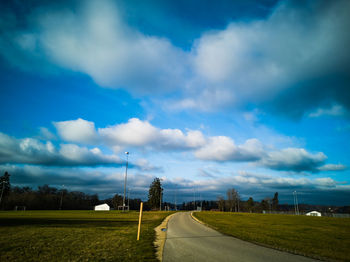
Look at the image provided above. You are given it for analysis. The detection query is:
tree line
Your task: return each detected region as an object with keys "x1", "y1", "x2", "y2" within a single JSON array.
[
  {"x1": 216, "y1": 188, "x2": 279, "y2": 212},
  {"x1": 0, "y1": 172, "x2": 280, "y2": 211},
  {"x1": 0, "y1": 172, "x2": 143, "y2": 210},
  {"x1": 0, "y1": 171, "x2": 101, "y2": 210},
  {"x1": 3, "y1": 173, "x2": 347, "y2": 213},
  {"x1": 0, "y1": 173, "x2": 165, "y2": 211}
]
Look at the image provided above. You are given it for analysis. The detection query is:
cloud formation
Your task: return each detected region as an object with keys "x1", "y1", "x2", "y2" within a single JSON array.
[
  {"x1": 0, "y1": 164, "x2": 155, "y2": 198},
  {"x1": 194, "y1": 137, "x2": 264, "y2": 162},
  {"x1": 1, "y1": 0, "x2": 349, "y2": 117},
  {"x1": 2, "y1": 164, "x2": 348, "y2": 205},
  {"x1": 55, "y1": 118, "x2": 206, "y2": 151},
  {"x1": 0, "y1": 0, "x2": 187, "y2": 94},
  {"x1": 51, "y1": 117, "x2": 344, "y2": 173},
  {"x1": 0, "y1": 132, "x2": 121, "y2": 167},
  {"x1": 318, "y1": 164, "x2": 347, "y2": 172},
  {"x1": 262, "y1": 148, "x2": 327, "y2": 172},
  {"x1": 184, "y1": 0, "x2": 350, "y2": 115},
  {"x1": 53, "y1": 118, "x2": 97, "y2": 144},
  {"x1": 158, "y1": 170, "x2": 350, "y2": 205}
]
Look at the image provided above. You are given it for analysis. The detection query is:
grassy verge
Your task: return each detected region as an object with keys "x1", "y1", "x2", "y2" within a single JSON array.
[
  {"x1": 0, "y1": 210, "x2": 173, "y2": 261},
  {"x1": 193, "y1": 212, "x2": 350, "y2": 261}
]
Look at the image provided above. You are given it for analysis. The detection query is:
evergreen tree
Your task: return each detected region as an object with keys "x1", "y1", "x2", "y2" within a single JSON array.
[
  {"x1": 0, "y1": 171, "x2": 11, "y2": 208},
  {"x1": 246, "y1": 197, "x2": 254, "y2": 212},
  {"x1": 272, "y1": 192, "x2": 279, "y2": 211},
  {"x1": 148, "y1": 178, "x2": 162, "y2": 210}
]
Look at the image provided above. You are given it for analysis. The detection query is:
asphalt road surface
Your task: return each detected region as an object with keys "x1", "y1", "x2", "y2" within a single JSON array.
[{"x1": 163, "y1": 212, "x2": 318, "y2": 262}]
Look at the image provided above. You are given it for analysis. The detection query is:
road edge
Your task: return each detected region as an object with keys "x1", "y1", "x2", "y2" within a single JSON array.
[
  {"x1": 190, "y1": 211, "x2": 208, "y2": 226},
  {"x1": 154, "y1": 213, "x2": 176, "y2": 262}
]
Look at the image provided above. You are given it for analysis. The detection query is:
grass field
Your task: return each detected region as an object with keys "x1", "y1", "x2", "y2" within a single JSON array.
[
  {"x1": 193, "y1": 212, "x2": 350, "y2": 261},
  {"x1": 0, "y1": 210, "x2": 173, "y2": 262}
]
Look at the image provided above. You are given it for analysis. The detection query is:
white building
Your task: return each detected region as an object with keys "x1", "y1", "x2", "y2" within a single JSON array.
[
  {"x1": 94, "y1": 203, "x2": 110, "y2": 211},
  {"x1": 306, "y1": 211, "x2": 322, "y2": 216}
]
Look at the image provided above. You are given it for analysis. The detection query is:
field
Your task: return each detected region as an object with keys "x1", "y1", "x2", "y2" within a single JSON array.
[
  {"x1": 0, "y1": 210, "x2": 172, "y2": 262},
  {"x1": 193, "y1": 212, "x2": 350, "y2": 261}
]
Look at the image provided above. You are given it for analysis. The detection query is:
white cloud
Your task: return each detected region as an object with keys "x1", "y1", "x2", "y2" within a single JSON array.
[
  {"x1": 318, "y1": 164, "x2": 347, "y2": 171},
  {"x1": 0, "y1": 132, "x2": 121, "y2": 167},
  {"x1": 98, "y1": 118, "x2": 206, "y2": 150},
  {"x1": 262, "y1": 148, "x2": 327, "y2": 172},
  {"x1": 54, "y1": 118, "x2": 97, "y2": 144},
  {"x1": 58, "y1": 144, "x2": 120, "y2": 166},
  {"x1": 98, "y1": 118, "x2": 158, "y2": 147},
  {"x1": 174, "y1": 0, "x2": 350, "y2": 112},
  {"x1": 52, "y1": 117, "x2": 345, "y2": 173},
  {"x1": 38, "y1": 0, "x2": 187, "y2": 94},
  {"x1": 195, "y1": 137, "x2": 264, "y2": 162},
  {"x1": 1, "y1": 0, "x2": 349, "y2": 115}
]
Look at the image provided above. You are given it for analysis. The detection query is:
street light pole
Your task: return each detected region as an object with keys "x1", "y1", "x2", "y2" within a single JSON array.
[
  {"x1": 123, "y1": 152, "x2": 129, "y2": 211},
  {"x1": 128, "y1": 188, "x2": 130, "y2": 211}
]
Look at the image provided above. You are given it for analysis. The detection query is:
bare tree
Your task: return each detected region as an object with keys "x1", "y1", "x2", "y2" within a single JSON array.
[
  {"x1": 227, "y1": 188, "x2": 240, "y2": 212},
  {"x1": 217, "y1": 196, "x2": 225, "y2": 211}
]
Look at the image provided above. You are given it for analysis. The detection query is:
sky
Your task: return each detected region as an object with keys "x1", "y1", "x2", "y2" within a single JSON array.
[{"x1": 0, "y1": 0, "x2": 349, "y2": 206}]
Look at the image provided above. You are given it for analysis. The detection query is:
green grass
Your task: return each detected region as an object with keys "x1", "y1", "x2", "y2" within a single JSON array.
[
  {"x1": 194, "y1": 212, "x2": 350, "y2": 261},
  {"x1": 0, "y1": 210, "x2": 173, "y2": 262}
]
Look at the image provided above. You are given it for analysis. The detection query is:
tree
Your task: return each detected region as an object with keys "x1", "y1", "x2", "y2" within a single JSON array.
[
  {"x1": 0, "y1": 171, "x2": 11, "y2": 208},
  {"x1": 272, "y1": 192, "x2": 279, "y2": 211},
  {"x1": 246, "y1": 197, "x2": 254, "y2": 213},
  {"x1": 217, "y1": 196, "x2": 225, "y2": 211},
  {"x1": 261, "y1": 197, "x2": 273, "y2": 212},
  {"x1": 112, "y1": 194, "x2": 123, "y2": 209},
  {"x1": 227, "y1": 188, "x2": 240, "y2": 212},
  {"x1": 148, "y1": 178, "x2": 162, "y2": 210}
]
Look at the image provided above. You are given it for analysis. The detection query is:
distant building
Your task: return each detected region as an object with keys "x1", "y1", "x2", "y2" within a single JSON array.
[
  {"x1": 306, "y1": 211, "x2": 321, "y2": 216},
  {"x1": 94, "y1": 203, "x2": 110, "y2": 211}
]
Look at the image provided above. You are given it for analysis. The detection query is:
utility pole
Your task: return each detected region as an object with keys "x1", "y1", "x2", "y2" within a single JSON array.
[
  {"x1": 295, "y1": 191, "x2": 299, "y2": 215},
  {"x1": 174, "y1": 189, "x2": 177, "y2": 211},
  {"x1": 123, "y1": 152, "x2": 129, "y2": 211},
  {"x1": 193, "y1": 188, "x2": 196, "y2": 210},
  {"x1": 293, "y1": 191, "x2": 299, "y2": 215},
  {"x1": 59, "y1": 185, "x2": 64, "y2": 210}
]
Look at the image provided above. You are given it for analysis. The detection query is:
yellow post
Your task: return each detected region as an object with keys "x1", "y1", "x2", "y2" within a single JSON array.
[{"x1": 137, "y1": 202, "x2": 143, "y2": 240}]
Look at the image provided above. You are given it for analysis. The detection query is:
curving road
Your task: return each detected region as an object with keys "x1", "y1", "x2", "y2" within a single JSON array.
[{"x1": 163, "y1": 212, "x2": 317, "y2": 262}]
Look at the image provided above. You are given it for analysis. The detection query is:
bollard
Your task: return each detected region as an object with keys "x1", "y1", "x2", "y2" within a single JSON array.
[{"x1": 137, "y1": 202, "x2": 143, "y2": 240}]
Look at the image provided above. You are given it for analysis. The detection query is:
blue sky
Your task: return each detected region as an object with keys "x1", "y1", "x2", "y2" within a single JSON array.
[{"x1": 1, "y1": 0, "x2": 349, "y2": 205}]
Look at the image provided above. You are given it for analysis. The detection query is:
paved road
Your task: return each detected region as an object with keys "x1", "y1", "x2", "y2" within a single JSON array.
[{"x1": 163, "y1": 212, "x2": 317, "y2": 262}]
